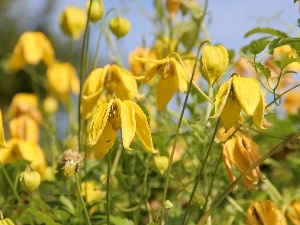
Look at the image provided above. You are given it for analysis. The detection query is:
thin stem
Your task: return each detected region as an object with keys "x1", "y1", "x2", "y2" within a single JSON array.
[
  {"x1": 197, "y1": 131, "x2": 300, "y2": 225},
  {"x1": 75, "y1": 175, "x2": 92, "y2": 225},
  {"x1": 181, "y1": 118, "x2": 220, "y2": 225},
  {"x1": 106, "y1": 150, "x2": 112, "y2": 225}
]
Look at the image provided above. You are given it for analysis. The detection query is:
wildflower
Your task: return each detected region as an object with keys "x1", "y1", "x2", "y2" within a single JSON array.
[
  {"x1": 154, "y1": 155, "x2": 169, "y2": 175},
  {"x1": 109, "y1": 16, "x2": 131, "y2": 39},
  {"x1": 166, "y1": 0, "x2": 181, "y2": 19},
  {"x1": 200, "y1": 44, "x2": 229, "y2": 86},
  {"x1": 223, "y1": 136, "x2": 264, "y2": 190},
  {"x1": 85, "y1": 0, "x2": 104, "y2": 23},
  {"x1": 9, "y1": 114, "x2": 40, "y2": 143},
  {"x1": 46, "y1": 62, "x2": 80, "y2": 102},
  {"x1": 19, "y1": 169, "x2": 41, "y2": 193},
  {"x1": 61, "y1": 149, "x2": 83, "y2": 177},
  {"x1": 247, "y1": 200, "x2": 287, "y2": 225},
  {"x1": 81, "y1": 65, "x2": 141, "y2": 119},
  {"x1": 88, "y1": 97, "x2": 157, "y2": 159},
  {"x1": 286, "y1": 201, "x2": 300, "y2": 224},
  {"x1": 59, "y1": 6, "x2": 87, "y2": 39},
  {"x1": 134, "y1": 56, "x2": 189, "y2": 111},
  {"x1": 7, "y1": 93, "x2": 42, "y2": 123},
  {"x1": 9, "y1": 31, "x2": 55, "y2": 72},
  {"x1": 283, "y1": 90, "x2": 300, "y2": 115},
  {"x1": 81, "y1": 181, "x2": 103, "y2": 215},
  {"x1": 212, "y1": 73, "x2": 265, "y2": 132},
  {"x1": 0, "y1": 138, "x2": 47, "y2": 176}
]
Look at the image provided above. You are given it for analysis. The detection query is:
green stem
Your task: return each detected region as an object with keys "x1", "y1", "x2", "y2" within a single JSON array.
[
  {"x1": 106, "y1": 150, "x2": 112, "y2": 225},
  {"x1": 181, "y1": 118, "x2": 220, "y2": 225},
  {"x1": 75, "y1": 175, "x2": 92, "y2": 225},
  {"x1": 197, "y1": 131, "x2": 300, "y2": 225}
]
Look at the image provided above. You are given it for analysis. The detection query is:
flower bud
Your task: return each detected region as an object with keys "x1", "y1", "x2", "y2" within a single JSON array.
[
  {"x1": 19, "y1": 170, "x2": 41, "y2": 192},
  {"x1": 200, "y1": 45, "x2": 229, "y2": 86},
  {"x1": 100, "y1": 174, "x2": 118, "y2": 191},
  {"x1": 154, "y1": 155, "x2": 169, "y2": 175},
  {"x1": 109, "y1": 17, "x2": 131, "y2": 39},
  {"x1": 43, "y1": 96, "x2": 59, "y2": 115},
  {"x1": 164, "y1": 200, "x2": 173, "y2": 210},
  {"x1": 59, "y1": 6, "x2": 87, "y2": 39},
  {"x1": 86, "y1": 0, "x2": 104, "y2": 23},
  {"x1": 0, "y1": 211, "x2": 14, "y2": 225},
  {"x1": 61, "y1": 150, "x2": 83, "y2": 177},
  {"x1": 166, "y1": 0, "x2": 180, "y2": 19}
]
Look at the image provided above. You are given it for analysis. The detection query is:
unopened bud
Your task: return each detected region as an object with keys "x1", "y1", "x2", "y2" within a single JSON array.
[
  {"x1": 0, "y1": 211, "x2": 15, "y2": 225},
  {"x1": 62, "y1": 150, "x2": 83, "y2": 177},
  {"x1": 19, "y1": 170, "x2": 41, "y2": 193},
  {"x1": 166, "y1": 0, "x2": 180, "y2": 19},
  {"x1": 109, "y1": 17, "x2": 131, "y2": 39},
  {"x1": 86, "y1": 0, "x2": 104, "y2": 23},
  {"x1": 154, "y1": 155, "x2": 169, "y2": 175},
  {"x1": 164, "y1": 200, "x2": 173, "y2": 210},
  {"x1": 200, "y1": 44, "x2": 229, "y2": 86}
]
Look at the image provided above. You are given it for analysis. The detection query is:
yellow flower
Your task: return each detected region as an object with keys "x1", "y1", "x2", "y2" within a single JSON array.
[
  {"x1": 87, "y1": 97, "x2": 157, "y2": 159},
  {"x1": 134, "y1": 56, "x2": 189, "y2": 111},
  {"x1": 0, "y1": 110, "x2": 8, "y2": 149},
  {"x1": 273, "y1": 45, "x2": 300, "y2": 71},
  {"x1": 212, "y1": 74, "x2": 265, "y2": 132},
  {"x1": 108, "y1": 16, "x2": 131, "y2": 39},
  {"x1": 166, "y1": 0, "x2": 181, "y2": 19},
  {"x1": 200, "y1": 44, "x2": 229, "y2": 87},
  {"x1": 0, "y1": 139, "x2": 47, "y2": 176},
  {"x1": 9, "y1": 114, "x2": 40, "y2": 143},
  {"x1": 9, "y1": 31, "x2": 55, "y2": 72},
  {"x1": 223, "y1": 136, "x2": 264, "y2": 190},
  {"x1": 247, "y1": 200, "x2": 287, "y2": 225},
  {"x1": 81, "y1": 181, "x2": 103, "y2": 215},
  {"x1": 59, "y1": 6, "x2": 87, "y2": 39},
  {"x1": 283, "y1": 90, "x2": 300, "y2": 115},
  {"x1": 46, "y1": 62, "x2": 80, "y2": 102},
  {"x1": 85, "y1": 0, "x2": 104, "y2": 23},
  {"x1": 286, "y1": 201, "x2": 300, "y2": 225},
  {"x1": 81, "y1": 65, "x2": 141, "y2": 119},
  {"x1": 7, "y1": 93, "x2": 42, "y2": 123}
]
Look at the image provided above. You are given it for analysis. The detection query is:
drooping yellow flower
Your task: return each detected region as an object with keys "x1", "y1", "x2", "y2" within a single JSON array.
[
  {"x1": 81, "y1": 181, "x2": 103, "y2": 215},
  {"x1": 108, "y1": 16, "x2": 131, "y2": 39},
  {"x1": 134, "y1": 56, "x2": 189, "y2": 111},
  {"x1": 223, "y1": 136, "x2": 264, "y2": 190},
  {"x1": 212, "y1": 73, "x2": 265, "y2": 132},
  {"x1": 247, "y1": 200, "x2": 287, "y2": 225},
  {"x1": 47, "y1": 62, "x2": 80, "y2": 102},
  {"x1": 9, "y1": 31, "x2": 55, "y2": 72},
  {"x1": 81, "y1": 65, "x2": 141, "y2": 119},
  {"x1": 286, "y1": 201, "x2": 300, "y2": 225},
  {"x1": 0, "y1": 138, "x2": 47, "y2": 176},
  {"x1": 7, "y1": 93, "x2": 42, "y2": 123},
  {"x1": 87, "y1": 97, "x2": 157, "y2": 159},
  {"x1": 85, "y1": 0, "x2": 104, "y2": 23},
  {"x1": 59, "y1": 6, "x2": 87, "y2": 39}
]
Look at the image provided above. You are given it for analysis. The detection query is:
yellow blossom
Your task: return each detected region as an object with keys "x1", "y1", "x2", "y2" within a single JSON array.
[
  {"x1": 223, "y1": 136, "x2": 264, "y2": 190},
  {"x1": 212, "y1": 73, "x2": 265, "y2": 132},
  {"x1": 81, "y1": 181, "x2": 103, "y2": 215},
  {"x1": 134, "y1": 56, "x2": 189, "y2": 111},
  {"x1": 46, "y1": 62, "x2": 80, "y2": 102},
  {"x1": 85, "y1": 0, "x2": 104, "y2": 23},
  {"x1": 247, "y1": 200, "x2": 287, "y2": 225},
  {"x1": 59, "y1": 6, "x2": 87, "y2": 39},
  {"x1": 283, "y1": 90, "x2": 300, "y2": 115},
  {"x1": 108, "y1": 16, "x2": 131, "y2": 39},
  {"x1": 9, "y1": 114, "x2": 39, "y2": 143},
  {"x1": 9, "y1": 31, "x2": 55, "y2": 72},
  {"x1": 7, "y1": 93, "x2": 42, "y2": 123},
  {"x1": 0, "y1": 138, "x2": 47, "y2": 176},
  {"x1": 286, "y1": 201, "x2": 300, "y2": 225},
  {"x1": 166, "y1": 0, "x2": 181, "y2": 19},
  {"x1": 87, "y1": 97, "x2": 157, "y2": 159},
  {"x1": 81, "y1": 65, "x2": 141, "y2": 119}
]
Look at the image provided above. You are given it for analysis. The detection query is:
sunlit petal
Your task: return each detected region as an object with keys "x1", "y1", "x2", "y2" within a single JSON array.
[
  {"x1": 174, "y1": 59, "x2": 188, "y2": 93},
  {"x1": 120, "y1": 100, "x2": 136, "y2": 150},
  {"x1": 212, "y1": 78, "x2": 232, "y2": 118},
  {"x1": 253, "y1": 89, "x2": 266, "y2": 129},
  {"x1": 0, "y1": 110, "x2": 8, "y2": 149},
  {"x1": 220, "y1": 96, "x2": 241, "y2": 132}
]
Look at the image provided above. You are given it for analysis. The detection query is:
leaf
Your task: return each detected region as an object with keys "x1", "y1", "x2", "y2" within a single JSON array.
[
  {"x1": 26, "y1": 207, "x2": 60, "y2": 225},
  {"x1": 248, "y1": 39, "x2": 271, "y2": 55},
  {"x1": 268, "y1": 37, "x2": 300, "y2": 52},
  {"x1": 244, "y1": 27, "x2": 288, "y2": 38},
  {"x1": 272, "y1": 56, "x2": 300, "y2": 70},
  {"x1": 110, "y1": 215, "x2": 135, "y2": 225},
  {"x1": 59, "y1": 195, "x2": 75, "y2": 215},
  {"x1": 249, "y1": 62, "x2": 271, "y2": 79}
]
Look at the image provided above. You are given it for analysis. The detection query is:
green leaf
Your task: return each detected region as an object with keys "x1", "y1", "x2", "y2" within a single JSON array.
[
  {"x1": 272, "y1": 56, "x2": 300, "y2": 70},
  {"x1": 248, "y1": 39, "x2": 271, "y2": 54},
  {"x1": 268, "y1": 37, "x2": 300, "y2": 52},
  {"x1": 59, "y1": 195, "x2": 75, "y2": 215},
  {"x1": 110, "y1": 215, "x2": 135, "y2": 225},
  {"x1": 26, "y1": 207, "x2": 59, "y2": 225},
  {"x1": 244, "y1": 27, "x2": 288, "y2": 38},
  {"x1": 250, "y1": 62, "x2": 271, "y2": 78}
]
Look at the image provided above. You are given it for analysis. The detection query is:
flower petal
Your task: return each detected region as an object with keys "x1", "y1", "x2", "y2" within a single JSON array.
[
  {"x1": 93, "y1": 122, "x2": 117, "y2": 159},
  {"x1": 253, "y1": 89, "x2": 266, "y2": 129},
  {"x1": 233, "y1": 76, "x2": 260, "y2": 116},
  {"x1": 131, "y1": 102, "x2": 157, "y2": 153},
  {"x1": 220, "y1": 96, "x2": 241, "y2": 132},
  {"x1": 156, "y1": 72, "x2": 179, "y2": 111},
  {"x1": 222, "y1": 137, "x2": 238, "y2": 188},
  {"x1": 135, "y1": 64, "x2": 159, "y2": 83},
  {"x1": 173, "y1": 59, "x2": 188, "y2": 93},
  {"x1": 0, "y1": 110, "x2": 8, "y2": 149},
  {"x1": 88, "y1": 98, "x2": 113, "y2": 145},
  {"x1": 211, "y1": 78, "x2": 232, "y2": 118},
  {"x1": 120, "y1": 100, "x2": 136, "y2": 150},
  {"x1": 81, "y1": 67, "x2": 107, "y2": 119}
]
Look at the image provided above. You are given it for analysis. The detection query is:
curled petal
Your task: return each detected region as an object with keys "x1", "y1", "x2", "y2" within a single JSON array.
[
  {"x1": 157, "y1": 73, "x2": 179, "y2": 111},
  {"x1": 121, "y1": 100, "x2": 136, "y2": 150},
  {"x1": 233, "y1": 76, "x2": 260, "y2": 116},
  {"x1": 93, "y1": 122, "x2": 117, "y2": 159},
  {"x1": 174, "y1": 60, "x2": 189, "y2": 93},
  {"x1": 212, "y1": 78, "x2": 232, "y2": 118},
  {"x1": 135, "y1": 64, "x2": 159, "y2": 83},
  {"x1": 131, "y1": 102, "x2": 157, "y2": 154},
  {"x1": 253, "y1": 89, "x2": 266, "y2": 129}
]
